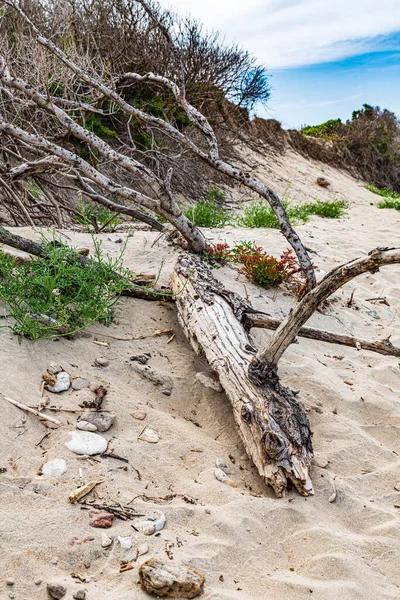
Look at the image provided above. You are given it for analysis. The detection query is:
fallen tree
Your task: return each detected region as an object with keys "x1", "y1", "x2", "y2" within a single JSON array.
[{"x1": 171, "y1": 247, "x2": 400, "y2": 496}]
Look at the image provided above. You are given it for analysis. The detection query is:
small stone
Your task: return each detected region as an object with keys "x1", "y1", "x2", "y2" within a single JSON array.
[
  {"x1": 101, "y1": 532, "x2": 113, "y2": 548},
  {"x1": 89, "y1": 511, "x2": 114, "y2": 528},
  {"x1": 196, "y1": 372, "x2": 223, "y2": 392},
  {"x1": 94, "y1": 357, "x2": 109, "y2": 367},
  {"x1": 139, "y1": 558, "x2": 205, "y2": 598},
  {"x1": 5, "y1": 579, "x2": 14, "y2": 586},
  {"x1": 215, "y1": 458, "x2": 232, "y2": 475},
  {"x1": 80, "y1": 411, "x2": 115, "y2": 432},
  {"x1": 131, "y1": 410, "x2": 147, "y2": 420},
  {"x1": 130, "y1": 354, "x2": 150, "y2": 365},
  {"x1": 214, "y1": 468, "x2": 235, "y2": 487},
  {"x1": 367, "y1": 309, "x2": 380, "y2": 320},
  {"x1": 394, "y1": 483, "x2": 400, "y2": 492},
  {"x1": 89, "y1": 382, "x2": 101, "y2": 393},
  {"x1": 313, "y1": 455, "x2": 329, "y2": 469},
  {"x1": 138, "y1": 542, "x2": 149, "y2": 557},
  {"x1": 138, "y1": 427, "x2": 159, "y2": 444},
  {"x1": 76, "y1": 421, "x2": 98, "y2": 432},
  {"x1": 133, "y1": 511, "x2": 166, "y2": 535},
  {"x1": 47, "y1": 363, "x2": 63, "y2": 375},
  {"x1": 42, "y1": 459, "x2": 67, "y2": 477},
  {"x1": 34, "y1": 579, "x2": 42, "y2": 586},
  {"x1": 50, "y1": 557, "x2": 59, "y2": 565},
  {"x1": 65, "y1": 431, "x2": 108, "y2": 456},
  {"x1": 73, "y1": 591, "x2": 86, "y2": 600},
  {"x1": 47, "y1": 371, "x2": 70, "y2": 393},
  {"x1": 118, "y1": 536, "x2": 133, "y2": 549},
  {"x1": 72, "y1": 378, "x2": 89, "y2": 391},
  {"x1": 47, "y1": 583, "x2": 66, "y2": 599},
  {"x1": 76, "y1": 247, "x2": 90, "y2": 256}
]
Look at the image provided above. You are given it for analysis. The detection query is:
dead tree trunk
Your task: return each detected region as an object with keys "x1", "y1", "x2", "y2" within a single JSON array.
[{"x1": 170, "y1": 254, "x2": 313, "y2": 497}]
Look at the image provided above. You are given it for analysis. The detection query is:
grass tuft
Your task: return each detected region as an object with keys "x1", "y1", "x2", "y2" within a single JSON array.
[
  {"x1": 74, "y1": 199, "x2": 121, "y2": 232},
  {"x1": 0, "y1": 235, "x2": 131, "y2": 340},
  {"x1": 184, "y1": 187, "x2": 229, "y2": 228},
  {"x1": 365, "y1": 184, "x2": 400, "y2": 210}
]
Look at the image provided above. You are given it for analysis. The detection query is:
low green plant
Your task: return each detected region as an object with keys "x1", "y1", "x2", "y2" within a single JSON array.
[
  {"x1": 184, "y1": 187, "x2": 229, "y2": 227},
  {"x1": 83, "y1": 116, "x2": 117, "y2": 139},
  {"x1": 0, "y1": 235, "x2": 130, "y2": 340},
  {"x1": 74, "y1": 199, "x2": 121, "y2": 232},
  {"x1": 237, "y1": 198, "x2": 348, "y2": 228},
  {"x1": 365, "y1": 184, "x2": 400, "y2": 199},
  {"x1": 377, "y1": 198, "x2": 400, "y2": 210},
  {"x1": 303, "y1": 199, "x2": 348, "y2": 218}
]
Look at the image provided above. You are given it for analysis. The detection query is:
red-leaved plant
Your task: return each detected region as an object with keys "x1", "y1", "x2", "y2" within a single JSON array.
[{"x1": 204, "y1": 241, "x2": 299, "y2": 288}]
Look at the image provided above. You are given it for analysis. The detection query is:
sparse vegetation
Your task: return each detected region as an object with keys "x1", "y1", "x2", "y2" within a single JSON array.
[
  {"x1": 184, "y1": 187, "x2": 229, "y2": 228},
  {"x1": 0, "y1": 236, "x2": 130, "y2": 340},
  {"x1": 236, "y1": 198, "x2": 348, "y2": 228},
  {"x1": 74, "y1": 200, "x2": 122, "y2": 233},
  {"x1": 365, "y1": 185, "x2": 400, "y2": 210}
]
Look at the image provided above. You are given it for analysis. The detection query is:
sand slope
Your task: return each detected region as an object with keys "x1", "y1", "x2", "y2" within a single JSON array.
[{"x1": 0, "y1": 149, "x2": 400, "y2": 599}]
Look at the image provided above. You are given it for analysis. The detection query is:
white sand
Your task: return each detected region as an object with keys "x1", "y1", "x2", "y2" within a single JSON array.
[{"x1": 0, "y1": 149, "x2": 400, "y2": 599}]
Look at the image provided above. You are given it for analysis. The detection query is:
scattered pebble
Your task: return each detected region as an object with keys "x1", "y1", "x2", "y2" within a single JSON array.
[
  {"x1": 215, "y1": 458, "x2": 232, "y2": 475},
  {"x1": 47, "y1": 363, "x2": 63, "y2": 375},
  {"x1": 101, "y1": 532, "x2": 113, "y2": 548},
  {"x1": 5, "y1": 579, "x2": 14, "y2": 586},
  {"x1": 89, "y1": 510, "x2": 114, "y2": 529},
  {"x1": 133, "y1": 511, "x2": 166, "y2": 535},
  {"x1": 42, "y1": 459, "x2": 67, "y2": 477},
  {"x1": 34, "y1": 580, "x2": 42, "y2": 586},
  {"x1": 47, "y1": 583, "x2": 67, "y2": 599},
  {"x1": 214, "y1": 468, "x2": 235, "y2": 487},
  {"x1": 196, "y1": 372, "x2": 223, "y2": 392},
  {"x1": 313, "y1": 455, "x2": 329, "y2": 469},
  {"x1": 76, "y1": 420, "x2": 97, "y2": 432},
  {"x1": 394, "y1": 483, "x2": 400, "y2": 492},
  {"x1": 367, "y1": 309, "x2": 380, "y2": 320},
  {"x1": 131, "y1": 410, "x2": 147, "y2": 421},
  {"x1": 73, "y1": 591, "x2": 86, "y2": 600},
  {"x1": 130, "y1": 354, "x2": 150, "y2": 365},
  {"x1": 137, "y1": 542, "x2": 149, "y2": 557},
  {"x1": 94, "y1": 357, "x2": 109, "y2": 368},
  {"x1": 65, "y1": 431, "x2": 108, "y2": 456},
  {"x1": 139, "y1": 558, "x2": 205, "y2": 598},
  {"x1": 80, "y1": 411, "x2": 115, "y2": 432},
  {"x1": 138, "y1": 427, "x2": 159, "y2": 444},
  {"x1": 72, "y1": 378, "x2": 89, "y2": 391},
  {"x1": 46, "y1": 371, "x2": 71, "y2": 393},
  {"x1": 118, "y1": 536, "x2": 133, "y2": 549}
]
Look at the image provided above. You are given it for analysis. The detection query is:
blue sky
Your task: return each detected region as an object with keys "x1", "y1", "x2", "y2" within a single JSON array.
[{"x1": 159, "y1": 0, "x2": 400, "y2": 128}]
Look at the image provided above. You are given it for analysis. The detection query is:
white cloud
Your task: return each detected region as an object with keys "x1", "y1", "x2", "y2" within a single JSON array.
[{"x1": 160, "y1": 0, "x2": 400, "y2": 68}]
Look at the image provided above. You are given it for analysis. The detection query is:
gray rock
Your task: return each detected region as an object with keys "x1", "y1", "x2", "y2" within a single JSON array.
[
  {"x1": 94, "y1": 357, "x2": 109, "y2": 367},
  {"x1": 196, "y1": 372, "x2": 223, "y2": 392},
  {"x1": 47, "y1": 583, "x2": 66, "y2": 599},
  {"x1": 80, "y1": 411, "x2": 115, "y2": 432},
  {"x1": 42, "y1": 459, "x2": 67, "y2": 476},
  {"x1": 73, "y1": 591, "x2": 86, "y2": 600},
  {"x1": 72, "y1": 378, "x2": 89, "y2": 391},
  {"x1": 139, "y1": 558, "x2": 205, "y2": 598},
  {"x1": 65, "y1": 431, "x2": 108, "y2": 456},
  {"x1": 5, "y1": 579, "x2": 14, "y2": 586},
  {"x1": 367, "y1": 309, "x2": 381, "y2": 320},
  {"x1": 47, "y1": 371, "x2": 70, "y2": 393},
  {"x1": 76, "y1": 420, "x2": 98, "y2": 432}
]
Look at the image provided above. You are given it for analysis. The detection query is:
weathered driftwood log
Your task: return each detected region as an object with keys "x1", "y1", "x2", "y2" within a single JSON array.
[
  {"x1": 0, "y1": 225, "x2": 172, "y2": 301},
  {"x1": 246, "y1": 314, "x2": 400, "y2": 358},
  {"x1": 170, "y1": 254, "x2": 313, "y2": 497}
]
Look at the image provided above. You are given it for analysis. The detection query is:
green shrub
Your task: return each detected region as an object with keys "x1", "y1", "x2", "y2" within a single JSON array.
[
  {"x1": 83, "y1": 116, "x2": 117, "y2": 139},
  {"x1": 377, "y1": 198, "x2": 400, "y2": 210},
  {"x1": 301, "y1": 119, "x2": 344, "y2": 139},
  {"x1": 365, "y1": 184, "x2": 400, "y2": 200},
  {"x1": 73, "y1": 199, "x2": 121, "y2": 232},
  {"x1": 0, "y1": 236, "x2": 130, "y2": 340},
  {"x1": 184, "y1": 187, "x2": 229, "y2": 227},
  {"x1": 237, "y1": 198, "x2": 348, "y2": 228}
]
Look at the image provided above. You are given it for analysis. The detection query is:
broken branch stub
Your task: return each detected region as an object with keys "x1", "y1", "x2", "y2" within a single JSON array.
[{"x1": 170, "y1": 254, "x2": 313, "y2": 497}]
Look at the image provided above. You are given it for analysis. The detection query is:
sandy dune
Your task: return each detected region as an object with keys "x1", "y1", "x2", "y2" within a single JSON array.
[{"x1": 1, "y1": 149, "x2": 399, "y2": 599}]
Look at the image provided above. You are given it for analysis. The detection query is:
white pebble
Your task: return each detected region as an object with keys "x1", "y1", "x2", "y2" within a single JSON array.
[
  {"x1": 65, "y1": 431, "x2": 107, "y2": 456},
  {"x1": 47, "y1": 371, "x2": 70, "y2": 393},
  {"x1": 42, "y1": 459, "x2": 67, "y2": 477}
]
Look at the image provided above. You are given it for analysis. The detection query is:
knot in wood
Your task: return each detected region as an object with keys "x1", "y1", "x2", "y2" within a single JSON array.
[
  {"x1": 241, "y1": 403, "x2": 253, "y2": 425},
  {"x1": 262, "y1": 431, "x2": 287, "y2": 460}
]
